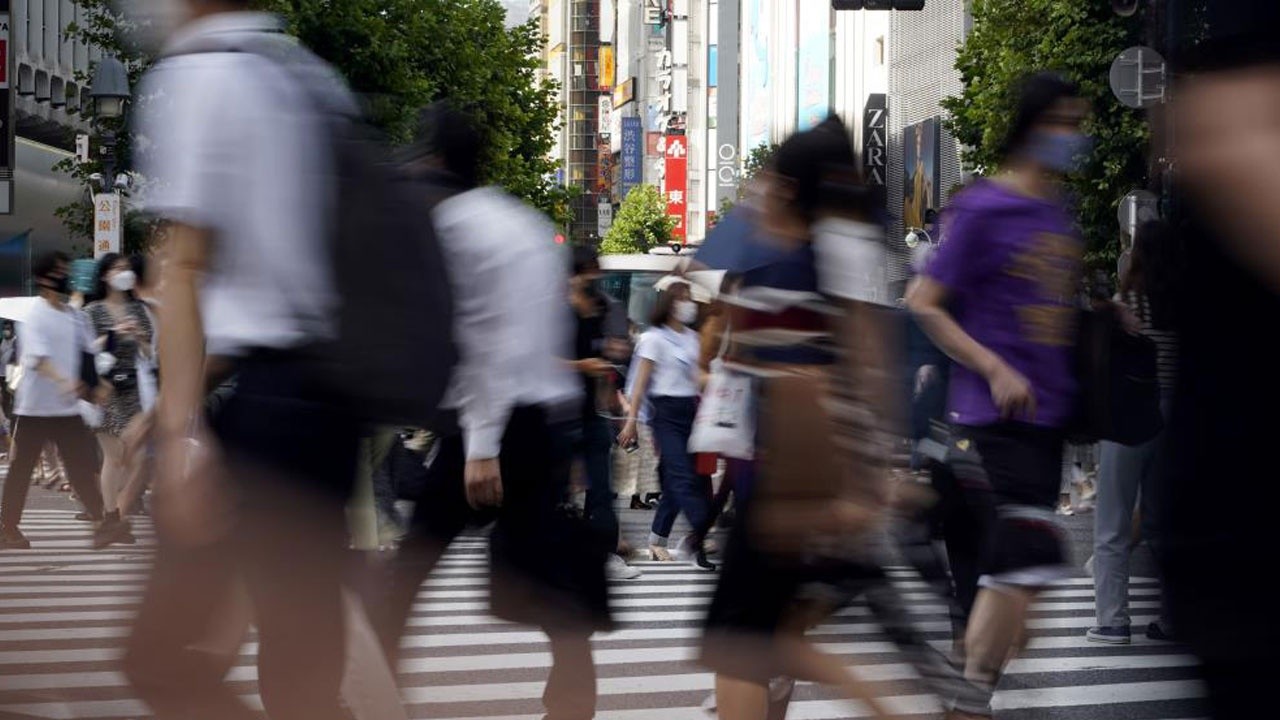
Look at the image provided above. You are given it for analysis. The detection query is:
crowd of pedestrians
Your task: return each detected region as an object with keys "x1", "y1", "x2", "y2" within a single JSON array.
[{"x1": 0, "y1": 1, "x2": 1278, "y2": 719}]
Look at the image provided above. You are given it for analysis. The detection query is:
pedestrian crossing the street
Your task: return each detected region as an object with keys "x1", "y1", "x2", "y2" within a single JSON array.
[{"x1": 0, "y1": 509, "x2": 1208, "y2": 720}]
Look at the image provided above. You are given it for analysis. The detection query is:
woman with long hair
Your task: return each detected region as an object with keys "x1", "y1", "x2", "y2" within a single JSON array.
[
  {"x1": 618, "y1": 281, "x2": 715, "y2": 570},
  {"x1": 84, "y1": 253, "x2": 154, "y2": 540},
  {"x1": 1087, "y1": 220, "x2": 1180, "y2": 644}
]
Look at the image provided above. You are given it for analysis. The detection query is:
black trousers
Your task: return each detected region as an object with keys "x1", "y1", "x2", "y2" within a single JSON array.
[
  {"x1": 123, "y1": 354, "x2": 359, "y2": 720},
  {"x1": 1, "y1": 415, "x2": 103, "y2": 530},
  {"x1": 371, "y1": 405, "x2": 609, "y2": 720}
]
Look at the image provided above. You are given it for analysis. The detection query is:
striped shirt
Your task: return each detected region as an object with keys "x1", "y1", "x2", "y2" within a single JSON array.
[{"x1": 1121, "y1": 291, "x2": 1178, "y2": 394}]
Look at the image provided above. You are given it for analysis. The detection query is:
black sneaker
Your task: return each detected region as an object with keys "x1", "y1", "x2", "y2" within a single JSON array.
[
  {"x1": 1146, "y1": 622, "x2": 1176, "y2": 642},
  {"x1": 0, "y1": 527, "x2": 31, "y2": 550},
  {"x1": 93, "y1": 518, "x2": 136, "y2": 549}
]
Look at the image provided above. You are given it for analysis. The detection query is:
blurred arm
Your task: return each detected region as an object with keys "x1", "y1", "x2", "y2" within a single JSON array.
[
  {"x1": 905, "y1": 277, "x2": 1003, "y2": 382},
  {"x1": 155, "y1": 222, "x2": 210, "y2": 435}
]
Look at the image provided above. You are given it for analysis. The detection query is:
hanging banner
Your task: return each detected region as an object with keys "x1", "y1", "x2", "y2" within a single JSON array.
[
  {"x1": 643, "y1": 0, "x2": 663, "y2": 25},
  {"x1": 598, "y1": 45, "x2": 615, "y2": 91},
  {"x1": 597, "y1": 201, "x2": 614, "y2": 235},
  {"x1": 664, "y1": 134, "x2": 688, "y2": 241},
  {"x1": 621, "y1": 117, "x2": 642, "y2": 199},
  {"x1": 93, "y1": 193, "x2": 122, "y2": 259},
  {"x1": 600, "y1": 0, "x2": 616, "y2": 43}
]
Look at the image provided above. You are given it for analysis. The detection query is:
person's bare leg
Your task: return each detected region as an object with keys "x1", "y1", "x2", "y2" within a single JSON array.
[
  {"x1": 715, "y1": 675, "x2": 769, "y2": 720},
  {"x1": 778, "y1": 637, "x2": 897, "y2": 719},
  {"x1": 964, "y1": 585, "x2": 1035, "y2": 687},
  {"x1": 98, "y1": 434, "x2": 126, "y2": 515},
  {"x1": 544, "y1": 633, "x2": 596, "y2": 720}
]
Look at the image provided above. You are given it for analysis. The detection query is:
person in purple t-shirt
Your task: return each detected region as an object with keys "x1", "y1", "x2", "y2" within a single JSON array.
[{"x1": 906, "y1": 72, "x2": 1087, "y2": 698}]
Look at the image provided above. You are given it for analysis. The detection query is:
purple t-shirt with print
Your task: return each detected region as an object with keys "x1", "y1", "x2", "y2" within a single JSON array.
[{"x1": 924, "y1": 180, "x2": 1083, "y2": 428}]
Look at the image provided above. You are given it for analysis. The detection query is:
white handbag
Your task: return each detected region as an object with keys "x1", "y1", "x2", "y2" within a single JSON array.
[{"x1": 688, "y1": 324, "x2": 755, "y2": 459}]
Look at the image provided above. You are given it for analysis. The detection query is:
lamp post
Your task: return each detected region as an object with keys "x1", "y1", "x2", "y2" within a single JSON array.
[{"x1": 87, "y1": 57, "x2": 131, "y2": 258}]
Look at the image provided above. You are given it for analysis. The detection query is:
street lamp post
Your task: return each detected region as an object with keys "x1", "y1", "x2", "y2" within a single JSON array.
[{"x1": 87, "y1": 58, "x2": 131, "y2": 259}]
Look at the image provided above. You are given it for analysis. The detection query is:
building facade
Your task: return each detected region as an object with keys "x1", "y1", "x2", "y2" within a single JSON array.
[{"x1": 3, "y1": 0, "x2": 101, "y2": 293}]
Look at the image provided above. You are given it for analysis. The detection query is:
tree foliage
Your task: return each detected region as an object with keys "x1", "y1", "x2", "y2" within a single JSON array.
[
  {"x1": 940, "y1": 0, "x2": 1149, "y2": 268},
  {"x1": 718, "y1": 141, "x2": 779, "y2": 217},
  {"x1": 56, "y1": 0, "x2": 572, "y2": 248},
  {"x1": 600, "y1": 185, "x2": 676, "y2": 255}
]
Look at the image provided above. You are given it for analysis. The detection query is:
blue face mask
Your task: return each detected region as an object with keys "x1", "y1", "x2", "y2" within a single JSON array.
[{"x1": 1028, "y1": 131, "x2": 1092, "y2": 174}]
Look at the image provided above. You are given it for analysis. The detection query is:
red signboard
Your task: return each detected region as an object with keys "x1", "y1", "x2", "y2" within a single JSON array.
[
  {"x1": 646, "y1": 132, "x2": 662, "y2": 156},
  {"x1": 664, "y1": 134, "x2": 688, "y2": 241}
]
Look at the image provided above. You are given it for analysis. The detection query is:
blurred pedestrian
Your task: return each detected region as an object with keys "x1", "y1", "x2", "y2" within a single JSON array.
[
  {"x1": 907, "y1": 72, "x2": 1088, "y2": 694},
  {"x1": 618, "y1": 281, "x2": 716, "y2": 570},
  {"x1": 369, "y1": 102, "x2": 610, "y2": 720},
  {"x1": 0, "y1": 252, "x2": 118, "y2": 550},
  {"x1": 1161, "y1": 2, "x2": 1280, "y2": 715},
  {"x1": 84, "y1": 252, "x2": 154, "y2": 541},
  {"x1": 121, "y1": 4, "x2": 364, "y2": 719},
  {"x1": 1087, "y1": 220, "x2": 1179, "y2": 645},
  {"x1": 568, "y1": 244, "x2": 640, "y2": 579}
]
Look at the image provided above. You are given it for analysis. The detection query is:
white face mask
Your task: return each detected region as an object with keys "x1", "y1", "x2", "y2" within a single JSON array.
[
  {"x1": 674, "y1": 300, "x2": 698, "y2": 326},
  {"x1": 109, "y1": 270, "x2": 138, "y2": 292},
  {"x1": 116, "y1": 0, "x2": 193, "y2": 55}
]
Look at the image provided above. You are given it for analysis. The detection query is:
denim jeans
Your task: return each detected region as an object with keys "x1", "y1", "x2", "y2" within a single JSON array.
[
  {"x1": 1093, "y1": 397, "x2": 1173, "y2": 629},
  {"x1": 648, "y1": 396, "x2": 711, "y2": 546}
]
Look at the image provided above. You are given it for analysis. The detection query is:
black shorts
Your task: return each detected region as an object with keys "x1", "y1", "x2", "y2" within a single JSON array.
[{"x1": 957, "y1": 423, "x2": 1071, "y2": 586}]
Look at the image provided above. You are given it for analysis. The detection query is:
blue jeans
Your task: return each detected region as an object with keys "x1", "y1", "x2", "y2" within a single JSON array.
[
  {"x1": 1093, "y1": 397, "x2": 1173, "y2": 629},
  {"x1": 648, "y1": 396, "x2": 711, "y2": 546}
]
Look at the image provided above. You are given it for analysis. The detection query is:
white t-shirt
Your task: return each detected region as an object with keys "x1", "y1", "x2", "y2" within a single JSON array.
[
  {"x1": 812, "y1": 218, "x2": 891, "y2": 307},
  {"x1": 635, "y1": 326, "x2": 701, "y2": 398},
  {"x1": 137, "y1": 13, "x2": 351, "y2": 357},
  {"x1": 16, "y1": 300, "x2": 93, "y2": 418}
]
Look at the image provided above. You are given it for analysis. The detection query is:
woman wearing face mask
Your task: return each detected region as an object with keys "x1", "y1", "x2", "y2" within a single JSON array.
[
  {"x1": 907, "y1": 72, "x2": 1089, "y2": 695},
  {"x1": 618, "y1": 281, "x2": 715, "y2": 570},
  {"x1": 84, "y1": 253, "x2": 154, "y2": 539}
]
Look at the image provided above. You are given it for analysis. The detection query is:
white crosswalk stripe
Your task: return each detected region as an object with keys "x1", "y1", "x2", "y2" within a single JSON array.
[{"x1": 0, "y1": 509, "x2": 1207, "y2": 719}]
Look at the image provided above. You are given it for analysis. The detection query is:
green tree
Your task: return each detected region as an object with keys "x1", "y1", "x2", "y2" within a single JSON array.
[
  {"x1": 600, "y1": 185, "x2": 676, "y2": 255},
  {"x1": 940, "y1": 0, "x2": 1148, "y2": 268},
  {"x1": 57, "y1": 0, "x2": 570, "y2": 246}
]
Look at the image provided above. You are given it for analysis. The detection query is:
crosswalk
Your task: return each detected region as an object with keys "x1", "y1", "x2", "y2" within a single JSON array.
[{"x1": 0, "y1": 509, "x2": 1208, "y2": 719}]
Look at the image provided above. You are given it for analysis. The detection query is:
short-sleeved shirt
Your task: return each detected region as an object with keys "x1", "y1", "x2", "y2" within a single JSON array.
[
  {"x1": 16, "y1": 301, "x2": 93, "y2": 417},
  {"x1": 924, "y1": 180, "x2": 1083, "y2": 428},
  {"x1": 635, "y1": 326, "x2": 701, "y2": 398},
  {"x1": 136, "y1": 12, "x2": 352, "y2": 357}
]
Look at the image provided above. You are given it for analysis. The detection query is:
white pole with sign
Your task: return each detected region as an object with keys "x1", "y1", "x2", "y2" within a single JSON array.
[{"x1": 93, "y1": 193, "x2": 122, "y2": 259}]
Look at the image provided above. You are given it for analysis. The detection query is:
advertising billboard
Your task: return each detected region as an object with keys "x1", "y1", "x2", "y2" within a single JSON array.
[
  {"x1": 902, "y1": 117, "x2": 940, "y2": 231},
  {"x1": 621, "y1": 117, "x2": 643, "y2": 199},
  {"x1": 797, "y1": 1, "x2": 831, "y2": 131},
  {"x1": 664, "y1": 135, "x2": 688, "y2": 241}
]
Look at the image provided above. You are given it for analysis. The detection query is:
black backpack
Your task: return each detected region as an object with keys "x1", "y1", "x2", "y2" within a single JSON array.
[
  {"x1": 1071, "y1": 306, "x2": 1163, "y2": 446},
  {"x1": 174, "y1": 33, "x2": 458, "y2": 426}
]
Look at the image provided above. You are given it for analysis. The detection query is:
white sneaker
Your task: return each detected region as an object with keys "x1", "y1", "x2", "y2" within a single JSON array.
[{"x1": 606, "y1": 554, "x2": 642, "y2": 580}]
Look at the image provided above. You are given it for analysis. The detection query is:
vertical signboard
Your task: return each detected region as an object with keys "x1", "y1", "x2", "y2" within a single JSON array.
[
  {"x1": 862, "y1": 93, "x2": 887, "y2": 186},
  {"x1": 93, "y1": 194, "x2": 122, "y2": 258},
  {"x1": 797, "y1": 1, "x2": 831, "y2": 131},
  {"x1": 902, "y1": 118, "x2": 940, "y2": 231},
  {"x1": 742, "y1": 0, "x2": 772, "y2": 152},
  {"x1": 597, "y1": 201, "x2": 614, "y2": 236},
  {"x1": 1, "y1": 0, "x2": 13, "y2": 215},
  {"x1": 664, "y1": 135, "x2": 688, "y2": 242},
  {"x1": 598, "y1": 45, "x2": 615, "y2": 91},
  {"x1": 643, "y1": 0, "x2": 663, "y2": 25},
  {"x1": 715, "y1": 0, "x2": 740, "y2": 209},
  {"x1": 600, "y1": 0, "x2": 616, "y2": 43},
  {"x1": 621, "y1": 117, "x2": 642, "y2": 199},
  {"x1": 598, "y1": 95, "x2": 613, "y2": 134}
]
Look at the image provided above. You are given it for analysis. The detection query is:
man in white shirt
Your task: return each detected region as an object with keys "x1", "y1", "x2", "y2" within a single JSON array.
[
  {"x1": 369, "y1": 104, "x2": 608, "y2": 720},
  {"x1": 120, "y1": 4, "x2": 360, "y2": 720},
  {"x1": 1, "y1": 252, "x2": 125, "y2": 550}
]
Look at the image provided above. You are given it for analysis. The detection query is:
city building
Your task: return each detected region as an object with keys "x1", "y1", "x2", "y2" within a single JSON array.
[{"x1": 2, "y1": 0, "x2": 98, "y2": 294}]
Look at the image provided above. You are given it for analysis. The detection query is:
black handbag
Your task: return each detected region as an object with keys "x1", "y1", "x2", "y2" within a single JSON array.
[{"x1": 1071, "y1": 307, "x2": 1163, "y2": 445}]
